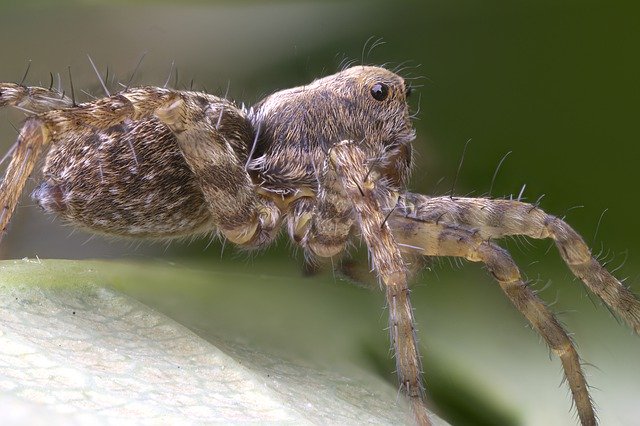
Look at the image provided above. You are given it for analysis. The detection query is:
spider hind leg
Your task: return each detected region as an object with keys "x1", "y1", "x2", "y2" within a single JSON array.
[
  {"x1": 0, "y1": 119, "x2": 50, "y2": 239},
  {"x1": 396, "y1": 194, "x2": 640, "y2": 334},
  {"x1": 389, "y1": 217, "x2": 597, "y2": 426},
  {"x1": 0, "y1": 82, "x2": 72, "y2": 113}
]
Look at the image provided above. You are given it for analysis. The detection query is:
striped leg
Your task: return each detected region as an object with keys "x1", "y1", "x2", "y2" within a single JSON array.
[
  {"x1": 0, "y1": 83, "x2": 73, "y2": 234},
  {"x1": 396, "y1": 193, "x2": 640, "y2": 334},
  {"x1": 154, "y1": 93, "x2": 281, "y2": 248},
  {"x1": 300, "y1": 160, "x2": 355, "y2": 259},
  {"x1": 0, "y1": 82, "x2": 72, "y2": 113},
  {"x1": 390, "y1": 216, "x2": 596, "y2": 426},
  {"x1": 1, "y1": 91, "x2": 138, "y2": 242},
  {"x1": 0, "y1": 119, "x2": 49, "y2": 239},
  {"x1": 328, "y1": 141, "x2": 431, "y2": 426}
]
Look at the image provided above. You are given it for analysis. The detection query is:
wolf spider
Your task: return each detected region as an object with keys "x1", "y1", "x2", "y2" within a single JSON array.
[{"x1": 0, "y1": 62, "x2": 638, "y2": 425}]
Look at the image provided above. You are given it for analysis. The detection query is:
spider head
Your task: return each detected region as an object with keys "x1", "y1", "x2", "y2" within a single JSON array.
[
  {"x1": 341, "y1": 65, "x2": 415, "y2": 140},
  {"x1": 249, "y1": 66, "x2": 416, "y2": 189},
  {"x1": 324, "y1": 65, "x2": 416, "y2": 188}
]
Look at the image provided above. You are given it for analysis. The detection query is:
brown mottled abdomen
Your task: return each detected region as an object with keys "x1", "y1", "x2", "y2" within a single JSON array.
[{"x1": 32, "y1": 118, "x2": 214, "y2": 238}]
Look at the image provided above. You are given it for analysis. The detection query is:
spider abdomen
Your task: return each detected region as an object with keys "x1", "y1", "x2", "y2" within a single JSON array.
[{"x1": 33, "y1": 117, "x2": 214, "y2": 238}]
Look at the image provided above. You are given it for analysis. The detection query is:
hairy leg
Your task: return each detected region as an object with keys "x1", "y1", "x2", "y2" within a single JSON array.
[
  {"x1": 153, "y1": 93, "x2": 283, "y2": 248},
  {"x1": 284, "y1": 138, "x2": 356, "y2": 260},
  {"x1": 288, "y1": 196, "x2": 381, "y2": 286},
  {"x1": 390, "y1": 216, "x2": 596, "y2": 426},
  {"x1": 328, "y1": 141, "x2": 431, "y2": 426},
  {"x1": 0, "y1": 82, "x2": 72, "y2": 113},
  {"x1": 0, "y1": 85, "x2": 215, "y2": 240},
  {"x1": 0, "y1": 84, "x2": 73, "y2": 234},
  {"x1": 0, "y1": 119, "x2": 49, "y2": 239},
  {"x1": 396, "y1": 193, "x2": 640, "y2": 334}
]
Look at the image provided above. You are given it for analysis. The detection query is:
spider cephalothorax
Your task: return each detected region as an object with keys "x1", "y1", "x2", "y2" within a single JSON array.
[
  {"x1": 0, "y1": 64, "x2": 638, "y2": 426},
  {"x1": 248, "y1": 65, "x2": 416, "y2": 196}
]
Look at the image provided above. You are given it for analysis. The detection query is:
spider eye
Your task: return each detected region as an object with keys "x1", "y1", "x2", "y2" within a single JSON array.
[
  {"x1": 405, "y1": 83, "x2": 412, "y2": 98},
  {"x1": 370, "y1": 82, "x2": 389, "y2": 101}
]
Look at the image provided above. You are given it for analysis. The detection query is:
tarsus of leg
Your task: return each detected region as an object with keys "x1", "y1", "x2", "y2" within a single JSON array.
[
  {"x1": 390, "y1": 216, "x2": 597, "y2": 426},
  {"x1": 396, "y1": 193, "x2": 640, "y2": 334}
]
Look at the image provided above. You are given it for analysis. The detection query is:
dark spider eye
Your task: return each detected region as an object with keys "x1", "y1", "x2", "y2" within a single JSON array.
[
  {"x1": 370, "y1": 82, "x2": 389, "y2": 101},
  {"x1": 405, "y1": 83, "x2": 412, "y2": 98}
]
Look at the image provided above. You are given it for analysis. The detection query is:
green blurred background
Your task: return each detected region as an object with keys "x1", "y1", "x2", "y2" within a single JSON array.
[{"x1": 0, "y1": 1, "x2": 638, "y2": 425}]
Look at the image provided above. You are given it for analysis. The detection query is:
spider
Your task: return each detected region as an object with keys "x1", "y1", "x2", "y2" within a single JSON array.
[{"x1": 0, "y1": 63, "x2": 638, "y2": 426}]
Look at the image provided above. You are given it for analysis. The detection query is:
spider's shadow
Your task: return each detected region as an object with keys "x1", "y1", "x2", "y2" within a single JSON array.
[{"x1": 361, "y1": 342, "x2": 520, "y2": 426}]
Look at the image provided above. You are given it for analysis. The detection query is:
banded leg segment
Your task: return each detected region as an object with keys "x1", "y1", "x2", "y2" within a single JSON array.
[
  {"x1": 390, "y1": 216, "x2": 596, "y2": 426},
  {"x1": 298, "y1": 158, "x2": 355, "y2": 258},
  {"x1": 0, "y1": 119, "x2": 49, "y2": 239},
  {"x1": 0, "y1": 84, "x2": 72, "y2": 230},
  {"x1": 155, "y1": 94, "x2": 281, "y2": 248},
  {"x1": 397, "y1": 193, "x2": 640, "y2": 334},
  {"x1": 1, "y1": 90, "x2": 158, "y2": 240},
  {"x1": 0, "y1": 83, "x2": 73, "y2": 113},
  {"x1": 329, "y1": 141, "x2": 431, "y2": 426}
]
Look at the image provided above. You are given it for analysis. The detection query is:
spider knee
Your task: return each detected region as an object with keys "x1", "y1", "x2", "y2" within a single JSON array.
[
  {"x1": 0, "y1": 83, "x2": 26, "y2": 108},
  {"x1": 477, "y1": 243, "x2": 521, "y2": 283},
  {"x1": 155, "y1": 95, "x2": 186, "y2": 133},
  {"x1": 221, "y1": 199, "x2": 281, "y2": 249},
  {"x1": 297, "y1": 220, "x2": 349, "y2": 258},
  {"x1": 545, "y1": 217, "x2": 591, "y2": 265}
]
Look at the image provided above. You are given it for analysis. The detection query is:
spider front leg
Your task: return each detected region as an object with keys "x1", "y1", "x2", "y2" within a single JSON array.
[
  {"x1": 389, "y1": 216, "x2": 596, "y2": 426},
  {"x1": 396, "y1": 193, "x2": 640, "y2": 334},
  {"x1": 325, "y1": 141, "x2": 431, "y2": 426}
]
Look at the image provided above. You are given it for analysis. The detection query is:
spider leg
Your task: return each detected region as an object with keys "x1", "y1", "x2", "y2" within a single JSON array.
[
  {"x1": 0, "y1": 82, "x2": 73, "y2": 113},
  {"x1": 0, "y1": 91, "x2": 144, "y2": 241},
  {"x1": 287, "y1": 197, "x2": 316, "y2": 246},
  {"x1": 0, "y1": 83, "x2": 73, "y2": 206},
  {"x1": 288, "y1": 196, "x2": 385, "y2": 286},
  {"x1": 155, "y1": 94, "x2": 281, "y2": 248},
  {"x1": 294, "y1": 159, "x2": 356, "y2": 259},
  {"x1": 0, "y1": 119, "x2": 49, "y2": 240},
  {"x1": 326, "y1": 141, "x2": 431, "y2": 426},
  {"x1": 396, "y1": 193, "x2": 640, "y2": 334},
  {"x1": 0, "y1": 88, "x2": 174, "y2": 241},
  {"x1": 389, "y1": 216, "x2": 596, "y2": 426},
  {"x1": 303, "y1": 171, "x2": 355, "y2": 258},
  {"x1": 289, "y1": 194, "x2": 413, "y2": 289}
]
